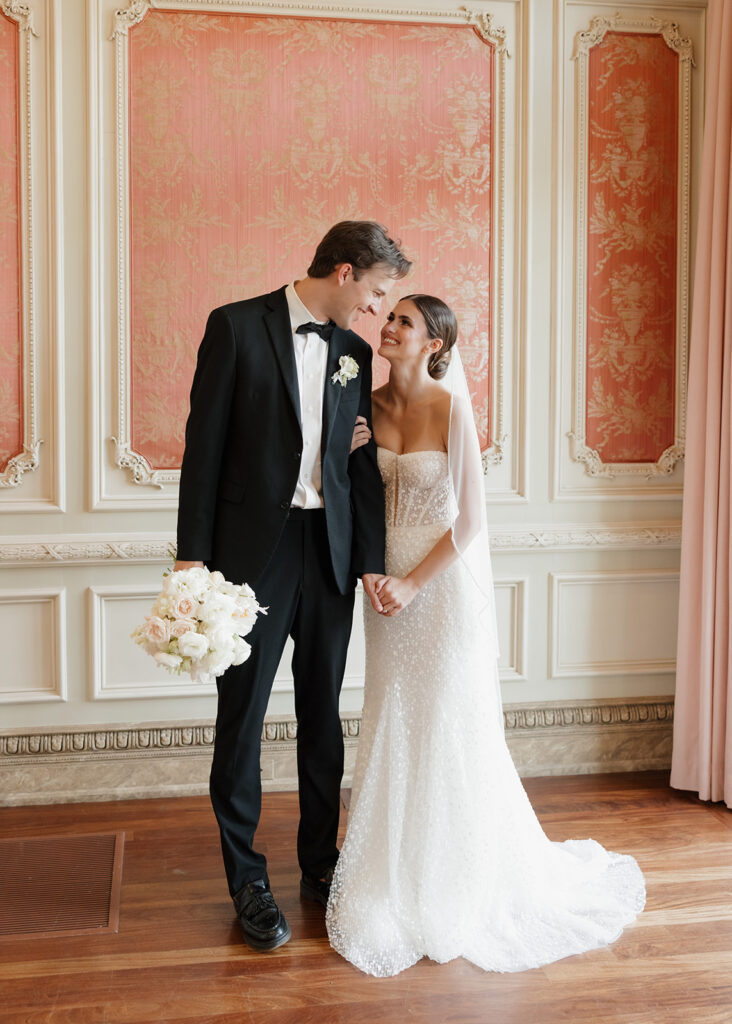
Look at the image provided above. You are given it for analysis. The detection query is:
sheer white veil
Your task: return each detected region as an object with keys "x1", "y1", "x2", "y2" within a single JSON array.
[{"x1": 442, "y1": 347, "x2": 503, "y2": 722}]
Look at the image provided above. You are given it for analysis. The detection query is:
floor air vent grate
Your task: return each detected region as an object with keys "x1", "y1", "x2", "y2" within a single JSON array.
[{"x1": 0, "y1": 832, "x2": 125, "y2": 939}]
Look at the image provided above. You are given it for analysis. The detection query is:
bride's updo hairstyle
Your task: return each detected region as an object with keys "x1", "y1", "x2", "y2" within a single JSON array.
[{"x1": 403, "y1": 294, "x2": 458, "y2": 380}]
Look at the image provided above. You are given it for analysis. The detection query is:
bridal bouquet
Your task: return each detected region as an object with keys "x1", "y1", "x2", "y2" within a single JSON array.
[{"x1": 132, "y1": 566, "x2": 266, "y2": 685}]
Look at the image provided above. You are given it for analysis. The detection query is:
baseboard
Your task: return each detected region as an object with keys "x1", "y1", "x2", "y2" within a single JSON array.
[{"x1": 0, "y1": 697, "x2": 673, "y2": 806}]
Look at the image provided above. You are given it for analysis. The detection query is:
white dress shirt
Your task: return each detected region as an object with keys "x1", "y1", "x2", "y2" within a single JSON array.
[{"x1": 285, "y1": 282, "x2": 328, "y2": 509}]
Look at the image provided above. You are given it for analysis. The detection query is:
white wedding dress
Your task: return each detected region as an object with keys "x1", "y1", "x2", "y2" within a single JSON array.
[{"x1": 326, "y1": 447, "x2": 646, "y2": 977}]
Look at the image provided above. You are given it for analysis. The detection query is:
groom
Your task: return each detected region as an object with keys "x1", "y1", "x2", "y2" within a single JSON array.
[{"x1": 175, "y1": 221, "x2": 412, "y2": 950}]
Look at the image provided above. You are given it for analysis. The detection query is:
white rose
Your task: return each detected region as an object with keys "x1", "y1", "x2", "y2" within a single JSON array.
[
  {"x1": 209, "y1": 570, "x2": 225, "y2": 586},
  {"x1": 177, "y1": 631, "x2": 209, "y2": 660},
  {"x1": 167, "y1": 566, "x2": 210, "y2": 601},
  {"x1": 200, "y1": 594, "x2": 235, "y2": 628},
  {"x1": 182, "y1": 566, "x2": 212, "y2": 599},
  {"x1": 154, "y1": 651, "x2": 182, "y2": 669}
]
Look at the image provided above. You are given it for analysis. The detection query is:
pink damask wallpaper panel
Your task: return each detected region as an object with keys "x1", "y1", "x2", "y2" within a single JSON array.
[
  {"x1": 128, "y1": 11, "x2": 494, "y2": 470},
  {"x1": 585, "y1": 31, "x2": 678, "y2": 464},
  {"x1": 0, "y1": 12, "x2": 22, "y2": 474}
]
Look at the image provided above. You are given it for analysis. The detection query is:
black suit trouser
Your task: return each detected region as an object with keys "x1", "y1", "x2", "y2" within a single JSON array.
[{"x1": 209, "y1": 508, "x2": 355, "y2": 896}]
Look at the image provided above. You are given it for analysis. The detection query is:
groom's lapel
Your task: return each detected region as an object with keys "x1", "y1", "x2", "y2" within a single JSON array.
[
  {"x1": 321, "y1": 328, "x2": 348, "y2": 458},
  {"x1": 264, "y1": 288, "x2": 301, "y2": 429}
]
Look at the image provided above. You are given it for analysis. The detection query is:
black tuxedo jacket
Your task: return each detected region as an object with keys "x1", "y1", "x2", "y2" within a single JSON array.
[{"x1": 176, "y1": 286, "x2": 386, "y2": 594}]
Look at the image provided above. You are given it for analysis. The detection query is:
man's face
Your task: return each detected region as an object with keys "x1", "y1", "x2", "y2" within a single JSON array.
[{"x1": 329, "y1": 265, "x2": 397, "y2": 330}]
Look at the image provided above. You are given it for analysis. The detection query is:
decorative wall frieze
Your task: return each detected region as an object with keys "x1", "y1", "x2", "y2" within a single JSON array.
[
  {"x1": 0, "y1": 699, "x2": 674, "y2": 803},
  {"x1": 0, "y1": 715, "x2": 362, "y2": 759},
  {"x1": 0, "y1": 522, "x2": 681, "y2": 567},
  {"x1": 489, "y1": 523, "x2": 681, "y2": 552},
  {"x1": 0, "y1": 699, "x2": 673, "y2": 760},
  {"x1": 502, "y1": 698, "x2": 673, "y2": 731},
  {"x1": 0, "y1": 535, "x2": 175, "y2": 566}
]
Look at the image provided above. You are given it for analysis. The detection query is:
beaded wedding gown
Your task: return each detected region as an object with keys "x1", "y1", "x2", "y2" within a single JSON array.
[{"x1": 326, "y1": 447, "x2": 646, "y2": 977}]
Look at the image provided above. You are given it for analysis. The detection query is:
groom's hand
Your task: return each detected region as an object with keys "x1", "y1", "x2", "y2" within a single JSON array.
[
  {"x1": 174, "y1": 560, "x2": 204, "y2": 572},
  {"x1": 362, "y1": 573, "x2": 386, "y2": 613}
]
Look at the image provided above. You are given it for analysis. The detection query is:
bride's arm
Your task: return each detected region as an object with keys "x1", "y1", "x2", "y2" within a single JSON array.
[{"x1": 378, "y1": 530, "x2": 458, "y2": 616}]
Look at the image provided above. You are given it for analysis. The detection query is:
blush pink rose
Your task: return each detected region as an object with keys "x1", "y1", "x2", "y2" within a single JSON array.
[
  {"x1": 170, "y1": 618, "x2": 197, "y2": 639},
  {"x1": 171, "y1": 594, "x2": 197, "y2": 619},
  {"x1": 144, "y1": 616, "x2": 170, "y2": 645}
]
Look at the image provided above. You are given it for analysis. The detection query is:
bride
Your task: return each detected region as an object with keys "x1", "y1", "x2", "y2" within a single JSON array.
[{"x1": 326, "y1": 294, "x2": 646, "y2": 977}]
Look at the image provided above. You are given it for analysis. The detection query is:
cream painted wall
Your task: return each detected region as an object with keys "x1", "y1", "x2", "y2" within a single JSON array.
[{"x1": 0, "y1": 0, "x2": 706, "y2": 756}]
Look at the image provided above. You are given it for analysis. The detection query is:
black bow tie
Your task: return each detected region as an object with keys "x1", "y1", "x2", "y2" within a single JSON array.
[{"x1": 296, "y1": 320, "x2": 335, "y2": 342}]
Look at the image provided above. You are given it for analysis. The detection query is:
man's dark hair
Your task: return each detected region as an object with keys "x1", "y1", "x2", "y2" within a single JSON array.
[{"x1": 308, "y1": 221, "x2": 412, "y2": 280}]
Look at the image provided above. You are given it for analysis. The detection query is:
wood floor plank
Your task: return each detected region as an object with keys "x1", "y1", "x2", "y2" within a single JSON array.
[{"x1": 1, "y1": 773, "x2": 731, "y2": 1023}]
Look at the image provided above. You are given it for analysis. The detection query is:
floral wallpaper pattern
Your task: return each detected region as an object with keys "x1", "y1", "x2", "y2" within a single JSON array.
[
  {"x1": 128, "y1": 11, "x2": 495, "y2": 469},
  {"x1": 585, "y1": 31, "x2": 678, "y2": 464},
  {"x1": 0, "y1": 12, "x2": 22, "y2": 474}
]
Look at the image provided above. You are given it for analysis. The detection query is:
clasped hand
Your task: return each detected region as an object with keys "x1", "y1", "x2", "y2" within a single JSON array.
[{"x1": 362, "y1": 573, "x2": 419, "y2": 616}]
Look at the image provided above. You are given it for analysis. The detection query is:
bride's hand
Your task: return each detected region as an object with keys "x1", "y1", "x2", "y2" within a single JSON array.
[
  {"x1": 350, "y1": 415, "x2": 371, "y2": 453},
  {"x1": 378, "y1": 575, "x2": 420, "y2": 616}
]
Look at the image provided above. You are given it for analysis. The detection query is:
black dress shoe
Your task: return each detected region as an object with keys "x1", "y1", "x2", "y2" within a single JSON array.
[
  {"x1": 300, "y1": 866, "x2": 335, "y2": 908},
  {"x1": 233, "y1": 880, "x2": 291, "y2": 951}
]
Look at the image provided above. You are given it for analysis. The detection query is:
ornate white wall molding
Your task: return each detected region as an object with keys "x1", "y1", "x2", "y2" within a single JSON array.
[
  {"x1": 550, "y1": 570, "x2": 680, "y2": 679},
  {"x1": 0, "y1": 522, "x2": 681, "y2": 566},
  {"x1": 467, "y1": 9, "x2": 510, "y2": 472},
  {"x1": 569, "y1": 13, "x2": 693, "y2": 480},
  {"x1": 0, "y1": 698, "x2": 674, "y2": 804},
  {"x1": 489, "y1": 522, "x2": 681, "y2": 552},
  {"x1": 0, "y1": 534, "x2": 174, "y2": 566},
  {"x1": 0, "y1": 0, "x2": 63, "y2": 509},
  {"x1": 95, "y1": 0, "x2": 514, "y2": 501},
  {"x1": 0, "y1": 587, "x2": 67, "y2": 704},
  {"x1": 0, "y1": 1, "x2": 40, "y2": 490}
]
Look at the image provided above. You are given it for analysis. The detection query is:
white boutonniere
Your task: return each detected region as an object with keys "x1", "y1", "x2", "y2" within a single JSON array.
[{"x1": 331, "y1": 355, "x2": 359, "y2": 388}]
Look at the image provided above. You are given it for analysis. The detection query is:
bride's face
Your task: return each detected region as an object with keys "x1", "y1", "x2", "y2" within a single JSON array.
[{"x1": 379, "y1": 299, "x2": 437, "y2": 367}]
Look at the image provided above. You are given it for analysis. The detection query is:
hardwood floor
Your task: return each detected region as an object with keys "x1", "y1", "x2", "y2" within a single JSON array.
[{"x1": 1, "y1": 772, "x2": 731, "y2": 1023}]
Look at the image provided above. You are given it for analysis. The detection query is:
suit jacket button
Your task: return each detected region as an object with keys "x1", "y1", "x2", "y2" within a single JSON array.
[
  {"x1": 280, "y1": 500, "x2": 290, "y2": 510},
  {"x1": 294, "y1": 451, "x2": 302, "y2": 460}
]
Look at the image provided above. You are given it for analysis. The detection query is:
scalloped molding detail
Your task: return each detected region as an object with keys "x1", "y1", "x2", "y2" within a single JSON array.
[
  {"x1": 0, "y1": 699, "x2": 674, "y2": 759},
  {"x1": 569, "y1": 14, "x2": 693, "y2": 479},
  {"x1": 0, "y1": 522, "x2": 681, "y2": 565},
  {"x1": 108, "y1": 0, "x2": 510, "y2": 485},
  {"x1": 0, "y1": 1, "x2": 42, "y2": 488}
]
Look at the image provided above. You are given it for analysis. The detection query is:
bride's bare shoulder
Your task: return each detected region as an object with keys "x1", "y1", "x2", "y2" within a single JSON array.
[
  {"x1": 428, "y1": 385, "x2": 451, "y2": 419},
  {"x1": 371, "y1": 385, "x2": 390, "y2": 408}
]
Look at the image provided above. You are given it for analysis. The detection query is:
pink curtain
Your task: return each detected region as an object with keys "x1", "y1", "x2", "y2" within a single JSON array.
[{"x1": 671, "y1": 0, "x2": 732, "y2": 805}]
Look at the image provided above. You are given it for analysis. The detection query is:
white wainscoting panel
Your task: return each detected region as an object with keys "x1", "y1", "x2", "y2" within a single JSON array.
[
  {"x1": 90, "y1": 585, "x2": 216, "y2": 700},
  {"x1": 0, "y1": 588, "x2": 66, "y2": 702},
  {"x1": 495, "y1": 577, "x2": 527, "y2": 680},
  {"x1": 549, "y1": 570, "x2": 679, "y2": 678},
  {"x1": 90, "y1": 584, "x2": 366, "y2": 701}
]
